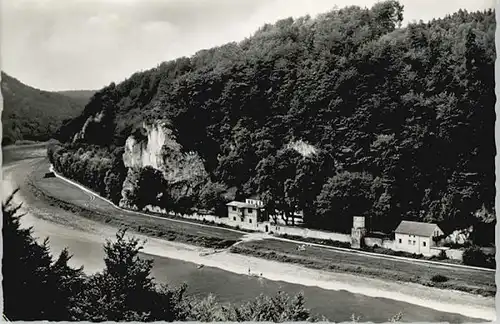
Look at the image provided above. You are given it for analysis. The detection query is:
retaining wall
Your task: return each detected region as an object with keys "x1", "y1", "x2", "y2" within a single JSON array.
[
  {"x1": 144, "y1": 205, "x2": 464, "y2": 260},
  {"x1": 263, "y1": 223, "x2": 351, "y2": 242},
  {"x1": 364, "y1": 237, "x2": 395, "y2": 250}
]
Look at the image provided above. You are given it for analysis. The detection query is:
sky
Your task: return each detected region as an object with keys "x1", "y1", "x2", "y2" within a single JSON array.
[{"x1": 0, "y1": 0, "x2": 495, "y2": 91}]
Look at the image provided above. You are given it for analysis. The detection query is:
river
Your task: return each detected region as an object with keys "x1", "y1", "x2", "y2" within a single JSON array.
[{"x1": 1, "y1": 144, "x2": 492, "y2": 322}]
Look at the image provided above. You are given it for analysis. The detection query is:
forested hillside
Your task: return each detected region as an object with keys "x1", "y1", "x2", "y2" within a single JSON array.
[
  {"x1": 56, "y1": 90, "x2": 96, "y2": 107},
  {"x1": 1, "y1": 72, "x2": 91, "y2": 145},
  {"x1": 49, "y1": 1, "x2": 496, "y2": 245}
]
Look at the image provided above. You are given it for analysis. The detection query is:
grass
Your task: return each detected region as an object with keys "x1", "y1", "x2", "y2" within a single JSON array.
[
  {"x1": 230, "y1": 239, "x2": 496, "y2": 297},
  {"x1": 26, "y1": 160, "x2": 243, "y2": 249},
  {"x1": 277, "y1": 233, "x2": 463, "y2": 266},
  {"x1": 276, "y1": 233, "x2": 351, "y2": 248}
]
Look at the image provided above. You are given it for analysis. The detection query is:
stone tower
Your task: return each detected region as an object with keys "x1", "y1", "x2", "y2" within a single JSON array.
[{"x1": 351, "y1": 216, "x2": 367, "y2": 249}]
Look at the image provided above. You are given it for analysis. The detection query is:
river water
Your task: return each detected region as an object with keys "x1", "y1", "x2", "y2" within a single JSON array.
[
  {"x1": 26, "y1": 219, "x2": 482, "y2": 323},
  {"x1": 1, "y1": 145, "x2": 490, "y2": 322}
]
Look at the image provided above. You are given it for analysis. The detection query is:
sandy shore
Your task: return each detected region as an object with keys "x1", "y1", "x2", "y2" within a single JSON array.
[{"x1": 1, "y1": 161, "x2": 496, "y2": 321}]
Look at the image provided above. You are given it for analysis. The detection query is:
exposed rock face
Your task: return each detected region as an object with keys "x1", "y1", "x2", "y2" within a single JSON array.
[
  {"x1": 286, "y1": 140, "x2": 317, "y2": 157},
  {"x1": 119, "y1": 121, "x2": 208, "y2": 208},
  {"x1": 73, "y1": 111, "x2": 104, "y2": 142},
  {"x1": 123, "y1": 122, "x2": 180, "y2": 170}
]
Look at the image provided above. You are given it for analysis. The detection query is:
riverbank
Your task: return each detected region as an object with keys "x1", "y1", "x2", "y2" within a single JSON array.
[
  {"x1": 230, "y1": 240, "x2": 495, "y2": 297},
  {"x1": 37, "y1": 159, "x2": 496, "y2": 297},
  {"x1": 26, "y1": 159, "x2": 244, "y2": 250},
  {"x1": 0, "y1": 180, "x2": 488, "y2": 323},
  {"x1": 2, "y1": 154, "x2": 496, "y2": 321}
]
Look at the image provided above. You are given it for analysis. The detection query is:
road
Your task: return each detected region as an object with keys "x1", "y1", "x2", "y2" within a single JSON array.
[
  {"x1": 1, "y1": 148, "x2": 496, "y2": 321},
  {"x1": 46, "y1": 157, "x2": 495, "y2": 277}
]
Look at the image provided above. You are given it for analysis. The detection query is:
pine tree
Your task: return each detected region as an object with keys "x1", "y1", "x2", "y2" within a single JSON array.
[{"x1": 2, "y1": 189, "x2": 84, "y2": 321}]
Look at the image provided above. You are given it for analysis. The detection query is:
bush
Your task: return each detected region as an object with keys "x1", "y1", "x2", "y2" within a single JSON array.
[
  {"x1": 438, "y1": 249, "x2": 448, "y2": 260},
  {"x1": 430, "y1": 274, "x2": 449, "y2": 283},
  {"x1": 462, "y1": 246, "x2": 495, "y2": 269}
]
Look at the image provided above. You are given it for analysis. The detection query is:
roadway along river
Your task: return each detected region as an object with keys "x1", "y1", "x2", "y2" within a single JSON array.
[{"x1": 1, "y1": 144, "x2": 493, "y2": 322}]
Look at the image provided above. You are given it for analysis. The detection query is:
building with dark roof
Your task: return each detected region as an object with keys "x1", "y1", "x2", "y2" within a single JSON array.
[{"x1": 394, "y1": 220, "x2": 444, "y2": 256}]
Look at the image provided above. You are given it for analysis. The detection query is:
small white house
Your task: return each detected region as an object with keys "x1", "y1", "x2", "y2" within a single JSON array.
[
  {"x1": 226, "y1": 201, "x2": 264, "y2": 230},
  {"x1": 394, "y1": 220, "x2": 444, "y2": 256}
]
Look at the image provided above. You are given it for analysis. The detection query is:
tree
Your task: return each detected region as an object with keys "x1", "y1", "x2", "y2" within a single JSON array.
[
  {"x1": 462, "y1": 246, "x2": 494, "y2": 269},
  {"x1": 122, "y1": 166, "x2": 167, "y2": 210},
  {"x1": 186, "y1": 291, "x2": 315, "y2": 322},
  {"x1": 198, "y1": 180, "x2": 228, "y2": 215},
  {"x1": 72, "y1": 228, "x2": 188, "y2": 321},
  {"x1": 256, "y1": 149, "x2": 305, "y2": 226},
  {"x1": 314, "y1": 172, "x2": 375, "y2": 232},
  {"x1": 2, "y1": 190, "x2": 85, "y2": 321},
  {"x1": 104, "y1": 147, "x2": 128, "y2": 204}
]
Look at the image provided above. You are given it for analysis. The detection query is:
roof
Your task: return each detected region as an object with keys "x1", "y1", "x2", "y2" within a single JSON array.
[
  {"x1": 226, "y1": 201, "x2": 262, "y2": 209},
  {"x1": 395, "y1": 221, "x2": 440, "y2": 237},
  {"x1": 247, "y1": 194, "x2": 262, "y2": 200}
]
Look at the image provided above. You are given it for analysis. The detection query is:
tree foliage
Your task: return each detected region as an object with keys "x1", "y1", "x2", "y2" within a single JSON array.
[
  {"x1": 2, "y1": 189, "x2": 85, "y2": 321},
  {"x1": 49, "y1": 2, "x2": 495, "y2": 243},
  {"x1": 1, "y1": 72, "x2": 91, "y2": 145}
]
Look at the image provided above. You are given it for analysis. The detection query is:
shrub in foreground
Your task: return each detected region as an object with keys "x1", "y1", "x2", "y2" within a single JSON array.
[
  {"x1": 462, "y1": 246, "x2": 495, "y2": 269},
  {"x1": 3, "y1": 190, "x2": 329, "y2": 322},
  {"x1": 430, "y1": 274, "x2": 449, "y2": 283}
]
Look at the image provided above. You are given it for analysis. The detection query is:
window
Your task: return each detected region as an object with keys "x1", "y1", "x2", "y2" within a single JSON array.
[
  {"x1": 398, "y1": 239, "x2": 402, "y2": 244},
  {"x1": 408, "y1": 240, "x2": 411, "y2": 245},
  {"x1": 248, "y1": 208, "x2": 253, "y2": 213},
  {"x1": 413, "y1": 240, "x2": 416, "y2": 245},
  {"x1": 249, "y1": 219, "x2": 252, "y2": 224},
  {"x1": 423, "y1": 241, "x2": 426, "y2": 247},
  {"x1": 232, "y1": 206, "x2": 237, "y2": 211},
  {"x1": 233, "y1": 217, "x2": 236, "y2": 221}
]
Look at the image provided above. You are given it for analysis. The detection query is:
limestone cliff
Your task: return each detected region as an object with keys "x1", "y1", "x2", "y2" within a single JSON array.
[{"x1": 119, "y1": 121, "x2": 208, "y2": 209}]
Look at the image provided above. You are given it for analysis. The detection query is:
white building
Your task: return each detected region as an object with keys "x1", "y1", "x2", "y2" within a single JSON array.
[
  {"x1": 226, "y1": 200, "x2": 264, "y2": 230},
  {"x1": 226, "y1": 193, "x2": 307, "y2": 230},
  {"x1": 245, "y1": 195, "x2": 264, "y2": 207},
  {"x1": 394, "y1": 220, "x2": 444, "y2": 256}
]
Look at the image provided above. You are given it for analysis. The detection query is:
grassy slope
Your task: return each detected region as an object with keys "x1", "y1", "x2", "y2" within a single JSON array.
[
  {"x1": 1, "y1": 72, "x2": 93, "y2": 144},
  {"x1": 27, "y1": 158, "x2": 242, "y2": 249}
]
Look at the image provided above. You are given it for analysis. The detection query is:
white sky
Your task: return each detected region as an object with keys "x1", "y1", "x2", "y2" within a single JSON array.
[{"x1": 0, "y1": 0, "x2": 495, "y2": 91}]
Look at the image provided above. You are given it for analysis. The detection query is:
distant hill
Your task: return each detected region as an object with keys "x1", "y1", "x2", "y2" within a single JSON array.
[
  {"x1": 56, "y1": 90, "x2": 96, "y2": 106},
  {"x1": 1, "y1": 72, "x2": 93, "y2": 145}
]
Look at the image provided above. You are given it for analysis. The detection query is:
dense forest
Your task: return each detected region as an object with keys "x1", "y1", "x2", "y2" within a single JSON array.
[
  {"x1": 49, "y1": 1, "x2": 496, "y2": 245},
  {"x1": 1, "y1": 72, "x2": 93, "y2": 145}
]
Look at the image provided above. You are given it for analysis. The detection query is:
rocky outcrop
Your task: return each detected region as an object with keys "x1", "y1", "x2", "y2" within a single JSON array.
[
  {"x1": 286, "y1": 140, "x2": 317, "y2": 157},
  {"x1": 123, "y1": 122, "x2": 180, "y2": 170},
  {"x1": 119, "y1": 121, "x2": 208, "y2": 208}
]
